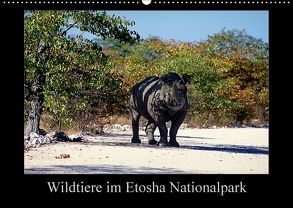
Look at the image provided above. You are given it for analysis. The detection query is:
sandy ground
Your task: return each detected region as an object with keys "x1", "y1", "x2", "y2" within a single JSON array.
[{"x1": 24, "y1": 128, "x2": 269, "y2": 174}]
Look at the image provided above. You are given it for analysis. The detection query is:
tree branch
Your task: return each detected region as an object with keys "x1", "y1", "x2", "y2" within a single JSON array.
[{"x1": 61, "y1": 22, "x2": 78, "y2": 37}]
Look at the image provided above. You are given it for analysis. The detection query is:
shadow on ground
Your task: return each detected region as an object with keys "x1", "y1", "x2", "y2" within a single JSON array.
[
  {"x1": 24, "y1": 164, "x2": 207, "y2": 174},
  {"x1": 100, "y1": 133, "x2": 214, "y2": 140},
  {"x1": 86, "y1": 132, "x2": 269, "y2": 155},
  {"x1": 180, "y1": 144, "x2": 268, "y2": 154}
]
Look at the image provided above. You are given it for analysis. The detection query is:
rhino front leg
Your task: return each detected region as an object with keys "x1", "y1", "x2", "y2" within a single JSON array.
[
  {"x1": 157, "y1": 121, "x2": 168, "y2": 147},
  {"x1": 145, "y1": 121, "x2": 157, "y2": 145},
  {"x1": 169, "y1": 112, "x2": 187, "y2": 147}
]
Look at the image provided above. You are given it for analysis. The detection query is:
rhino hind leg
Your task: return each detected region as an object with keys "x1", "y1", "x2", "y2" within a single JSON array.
[
  {"x1": 145, "y1": 121, "x2": 157, "y2": 145},
  {"x1": 131, "y1": 113, "x2": 141, "y2": 144},
  {"x1": 130, "y1": 107, "x2": 141, "y2": 144}
]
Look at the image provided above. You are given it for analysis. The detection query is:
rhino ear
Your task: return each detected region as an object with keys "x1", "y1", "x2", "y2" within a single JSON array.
[
  {"x1": 161, "y1": 74, "x2": 172, "y2": 83},
  {"x1": 182, "y1": 74, "x2": 191, "y2": 84},
  {"x1": 161, "y1": 74, "x2": 168, "y2": 83}
]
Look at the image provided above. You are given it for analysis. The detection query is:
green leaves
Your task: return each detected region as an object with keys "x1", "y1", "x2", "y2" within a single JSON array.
[
  {"x1": 25, "y1": 11, "x2": 140, "y2": 130},
  {"x1": 71, "y1": 11, "x2": 140, "y2": 44},
  {"x1": 107, "y1": 30, "x2": 268, "y2": 126},
  {"x1": 25, "y1": 10, "x2": 268, "y2": 130}
]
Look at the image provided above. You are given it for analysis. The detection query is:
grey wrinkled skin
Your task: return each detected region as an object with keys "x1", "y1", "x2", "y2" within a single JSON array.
[{"x1": 129, "y1": 72, "x2": 191, "y2": 147}]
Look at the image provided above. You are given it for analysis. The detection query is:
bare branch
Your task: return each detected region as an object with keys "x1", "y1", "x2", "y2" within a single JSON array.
[{"x1": 61, "y1": 22, "x2": 78, "y2": 37}]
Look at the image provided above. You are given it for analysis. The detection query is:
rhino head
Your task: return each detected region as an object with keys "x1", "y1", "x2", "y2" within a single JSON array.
[{"x1": 159, "y1": 72, "x2": 191, "y2": 111}]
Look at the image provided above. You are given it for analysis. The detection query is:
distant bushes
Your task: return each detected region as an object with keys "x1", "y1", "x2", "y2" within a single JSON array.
[
  {"x1": 105, "y1": 29, "x2": 268, "y2": 127},
  {"x1": 26, "y1": 25, "x2": 269, "y2": 132}
]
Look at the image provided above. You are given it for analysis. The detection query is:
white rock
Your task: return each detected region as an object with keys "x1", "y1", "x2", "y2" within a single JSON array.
[
  {"x1": 122, "y1": 125, "x2": 131, "y2": 131},
  {"x1": 69, "y1": 134, "x2": 79, "y2": 139},
  {"x1": 46, "y1": 131, "x2": 58, "y2": 138},
  {"x1": 29, "y1": 132, "x2": 39, "y2": 139},
  {"x1": 180, "y1": 124, "x2": 188, "y2": 129},
  {"x1": 31, "y1": 138, "x2": 41, "y2": 148}
]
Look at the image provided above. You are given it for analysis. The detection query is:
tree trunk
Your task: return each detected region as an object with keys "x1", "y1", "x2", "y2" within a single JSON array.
[
  {"x1": 256, "y1": 105, "x2": 264, "y2": 123},
  {"x1": 24, "y1": 73, "x2": 45, "y2": 136},
  {"x1": 25, "y1": 99, "x2": 42, "y2": 136}
]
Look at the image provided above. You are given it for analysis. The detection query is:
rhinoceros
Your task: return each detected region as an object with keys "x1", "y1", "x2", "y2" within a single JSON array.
[{"x1": 129, "y1": 72, "x2": 191, "y2": 147}]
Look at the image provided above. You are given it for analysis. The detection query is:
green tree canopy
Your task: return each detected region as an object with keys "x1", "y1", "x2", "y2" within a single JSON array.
[
  {"x1": 24, "y1": 10, "x2": 140, "y2": 135},
  {"x1": 105, "y1": 30, "x2": 268, "y2": 126}
]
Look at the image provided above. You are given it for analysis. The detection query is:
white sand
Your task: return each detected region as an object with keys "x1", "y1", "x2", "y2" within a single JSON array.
[{"x1": 24, "y1": 128, "x2": 269, "y2": 174}]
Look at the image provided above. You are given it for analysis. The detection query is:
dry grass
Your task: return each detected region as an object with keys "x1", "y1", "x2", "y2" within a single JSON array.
[
  {"x1": 40, "y1": 113, "x2": 133, "y2": 135},
  {"x1": 39, "y1": 112, "x2": 268, "y2": 136}
]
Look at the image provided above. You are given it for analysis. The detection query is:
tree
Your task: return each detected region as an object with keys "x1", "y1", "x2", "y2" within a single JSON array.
[
  {"x1": 24, "y1": 11, "x2": 140, "y2": 135},
  {"x1": 197, "y1": 29, "x2": 269, "y2": 124},
  {"x1": 99, "y1": 30, "x2": 269, "y2": 127}
]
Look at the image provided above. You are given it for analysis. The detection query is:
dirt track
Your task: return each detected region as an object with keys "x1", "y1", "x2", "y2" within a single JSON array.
[{"x1": 24, "y1": 127, "x2": 269, "y2": 174}]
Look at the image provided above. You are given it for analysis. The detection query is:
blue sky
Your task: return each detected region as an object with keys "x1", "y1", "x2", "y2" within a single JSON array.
[
  {"x1": 105, "y1": 11, "x2": 268, "y2": 43},
  {"x1": 70, "y1": 11, "x2": 268, "y2": 43}
]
